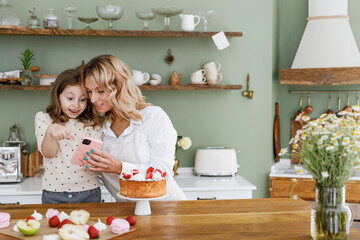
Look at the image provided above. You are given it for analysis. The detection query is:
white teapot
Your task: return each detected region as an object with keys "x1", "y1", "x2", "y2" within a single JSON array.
[{"x1": 179, "y1": 14, "x2": 200, "y2": 32}]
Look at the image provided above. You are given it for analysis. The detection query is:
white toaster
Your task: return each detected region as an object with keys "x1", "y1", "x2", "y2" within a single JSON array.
[{"x1": 194, "y1": 147, "x2": 239, "y2": 176}]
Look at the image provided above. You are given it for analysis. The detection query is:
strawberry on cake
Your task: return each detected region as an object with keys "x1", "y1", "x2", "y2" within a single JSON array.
[{"x1": 119, "y1": 167, "x2": 167, "y2": 198}]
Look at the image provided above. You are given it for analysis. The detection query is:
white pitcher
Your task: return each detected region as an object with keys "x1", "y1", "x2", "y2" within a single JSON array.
[
  {"x1": 179, "y1": 14, "x2": 200, "y2": 32},
  {"x1": 131, "y1": 70, "x2": 150, "y2": 85}
]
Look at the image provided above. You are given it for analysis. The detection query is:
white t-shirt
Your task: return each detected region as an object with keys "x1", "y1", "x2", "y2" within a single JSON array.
[
  {"x1": 101, "y1": 106, "x2": 186, "y2": 201},
  {"x1": 35, "y1": 112, "x2": 102, "y2": 192}
]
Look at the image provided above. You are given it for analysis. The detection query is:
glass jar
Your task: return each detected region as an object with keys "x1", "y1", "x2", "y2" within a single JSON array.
[
  {"x1": 43, "y1": 8, "x2": 58, "y2": 29},
  {"x1": 27, "y1": 7, "x2": 40, "y2": 29},
  {"x1": 311, "y1": 186, "x2": 353, "y2": 240},
  {"x1": 0, "y1": 0, "x2": 22, "y2": 26},
  {"x1": 21, "y1": 69, "x2": 32, "y2": 85}
]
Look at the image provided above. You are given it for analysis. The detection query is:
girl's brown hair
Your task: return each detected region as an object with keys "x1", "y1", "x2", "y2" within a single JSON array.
[
  {"x1": 46, "y1": 69, "x2": 102, "y2": 127},
  {"x1": 81, "y1": 55, "x2": 150, "y2": 123}
]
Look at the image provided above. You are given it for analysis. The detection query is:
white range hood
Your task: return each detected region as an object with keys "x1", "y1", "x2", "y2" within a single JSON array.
[{"x1": 280, "y1": 0, "x2": 360, "y2": 85}]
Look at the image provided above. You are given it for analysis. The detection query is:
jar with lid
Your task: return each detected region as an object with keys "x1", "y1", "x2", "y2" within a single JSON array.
[
  {"x1": 43, "y1": 8, "x2": 58, "y2": 29},
  {"x1": 27, "y1": 7, "x2": 40, "y2": 28},
  {"x1": 0, "y1": 0, "x2": 22, "y2": 26}
]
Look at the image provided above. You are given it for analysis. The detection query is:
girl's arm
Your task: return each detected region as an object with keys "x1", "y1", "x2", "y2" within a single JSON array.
[{"x1": 41, "y1": 123, "x2": 75, "y2": 158}]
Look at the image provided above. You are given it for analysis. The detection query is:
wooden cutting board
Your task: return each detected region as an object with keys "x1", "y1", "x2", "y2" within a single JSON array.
[
  {"x1": 0, "y1": 218, "x2": 135, "y2": 240},
  {"x1": 290, "y1": 117, "x2": 315, "y2": 164},
  {"x1": 273, "y1": 103, "x2": 280, "y2": 161}
]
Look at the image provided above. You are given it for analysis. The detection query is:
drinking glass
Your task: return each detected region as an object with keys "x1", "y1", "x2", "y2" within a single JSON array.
[
  {"x1": 197, "y1": 10, "x2": 215, "y2": 32},
  {"x1": 96, "y1": 5, "x2": 124, "y2": 29},
  {"x1": 63, "y1": 6, "x2": 77, "y2": 29},
  {"x1": 152, "y1": 8, "x2": 182, "y2": 31},
  {"x1": 135, "y1": 11, "x2": 156, "y2": 31}
]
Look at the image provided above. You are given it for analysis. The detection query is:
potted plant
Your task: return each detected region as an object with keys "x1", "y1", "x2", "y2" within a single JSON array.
[
  {"x1": 19, "y1": 48, "x2": 35, "y2": 85},
  {"x1": 279, "y1": 109, "x2": 360, "y2": 239}
]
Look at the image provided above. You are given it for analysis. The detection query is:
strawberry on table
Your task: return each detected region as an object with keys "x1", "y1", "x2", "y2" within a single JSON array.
[
  {"x1": 48, "y1": 215, "x2": 60, "y2": 227},
  {"x1": 26, "y1": 216, "x2": 35, "y2": 222},
  {"x1": 106, "y1": 216, "x2": 114, "y2": 225},
  {"x1": 125, "y1": 216, "x2": 136, "y2": 226},
  {"x1": 88, "y1": 225, "x2": 99, "y2": 239}
]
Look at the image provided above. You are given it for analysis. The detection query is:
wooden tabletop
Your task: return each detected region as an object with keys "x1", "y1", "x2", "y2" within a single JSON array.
[{"x1": 0, "y1": 198, "x2": 359, "y2": 239}]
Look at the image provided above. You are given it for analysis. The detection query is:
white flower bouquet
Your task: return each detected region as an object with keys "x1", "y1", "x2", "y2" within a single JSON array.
[{"x1": 177, "y1": 136, "x2": 192, "y2": 150}]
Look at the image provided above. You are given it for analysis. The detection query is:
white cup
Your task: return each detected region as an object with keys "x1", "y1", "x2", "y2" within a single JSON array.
[
  {"x1": 203, "y1": 61, "x2": 221, "y2": 76},
  {"x1": 150, "y1": 79, "x2": 160, "y2": 85},
  {"x1": 131, "y1": 70, "x2": 150, "y2": 85},
  {"x1": 206, "y1": 73, "x2": 222, "y2": 85},
  {"x1": 150, "y1": 73, "x2": 162, "y2": 85},
  {"x1": 190, "y1": 74, "x2": 206, "y2": 84},
  {"x1": 191, "y1": 69, "x2": 206, "y2": 77}
]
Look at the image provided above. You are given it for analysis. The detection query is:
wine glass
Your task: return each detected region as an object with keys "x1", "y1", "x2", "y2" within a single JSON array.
[
  {"x1": 197, "y1": 10, "x2": 215, "y2": 32},
  {"x1": 135, "y1": 11, "x2": 156, "y2": 31},
  {"x1": 63, "y1": 6, "x2": 77, "y2": 29},
  {"x1": 96, "y1": 5, "x2": 124, "y2": 29},
  {"x1": 152, "y1": 8, "x2": 183, "y2": 31},
  {"x1": 78, "y1": 17, "x2": 98, "y2": 30}
]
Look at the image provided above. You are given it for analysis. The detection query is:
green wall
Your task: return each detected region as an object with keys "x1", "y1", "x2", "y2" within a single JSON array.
[
  {"x1": 278, "y1": 0, "x2": 360, "y2": 152},
  {"x1": 0, "y1": 0, "x2": 274, "y2": 198}
]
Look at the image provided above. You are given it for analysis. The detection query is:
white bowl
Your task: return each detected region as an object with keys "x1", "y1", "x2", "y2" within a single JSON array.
[{"x1": 35, "y1": 74, "x2": 57, "y2": 85}]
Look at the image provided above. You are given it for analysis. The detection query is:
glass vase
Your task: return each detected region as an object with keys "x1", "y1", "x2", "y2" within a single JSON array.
[
  {"x1": 173, "y1": 148, "x2": 179, "y2": 175},
  {"x1": 21, "y1": 69, "x2": 32, "y2": 85},
  {"x1": 311, "y1": 186, "x2": 353, "y2": 240}
]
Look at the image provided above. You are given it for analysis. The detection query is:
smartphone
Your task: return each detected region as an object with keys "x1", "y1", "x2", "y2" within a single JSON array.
[{"x1": 70, "y1": 137, "x2": 103, "y2": 166}]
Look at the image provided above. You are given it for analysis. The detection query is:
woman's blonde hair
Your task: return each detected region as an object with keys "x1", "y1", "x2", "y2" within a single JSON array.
[
  {"x1": 81, "y1": 55, "x2": 150, "y2": 122},
  {"x1": 47, "y1": 69, "x2": 102, "y2": 128}
]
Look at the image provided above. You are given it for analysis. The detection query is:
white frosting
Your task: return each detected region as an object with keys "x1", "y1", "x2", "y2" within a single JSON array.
[
  {"x1": 93, "y1": 218, "x2": 106, "y2": 231},
  {"x1": 43, "y1": 234, "x2": 61, "y2": 240},
  {"x1": 120, "y1": 168, "x2": 165, "y2": 181},
  {"x1": 58, "y1": 211, "x2": 70, "y2": 222},
  {"x1": 13, "y1": 224, "x2": 19, "y2": 232},
  {"x1": 31, "y1": 210, "x2": 43, "y2": 221},
  {"x1": 153, "y1": 171, "x2": 162, "y2": 179},
  {"x1": 46, "y1": 208, "x2": 60, "y2": 219}
]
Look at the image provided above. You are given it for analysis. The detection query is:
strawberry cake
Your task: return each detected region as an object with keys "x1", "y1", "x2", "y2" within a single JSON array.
[{"x1": 119, "y1": 167, "x2": 166, "y2": 198}]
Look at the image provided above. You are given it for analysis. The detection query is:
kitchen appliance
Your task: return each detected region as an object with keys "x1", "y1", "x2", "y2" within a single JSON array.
[
  {"x1": 194, "y1": 147, "x2": 239, "y2": 176},
  {"x1": 0, "y1": 146, "x2": 23, "y2": 182}
]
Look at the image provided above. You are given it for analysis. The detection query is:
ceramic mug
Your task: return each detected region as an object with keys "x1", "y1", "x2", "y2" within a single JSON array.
[
  {"x1": 191, "y1": 69, "x2": 206, "y2": 77},
  {"x1": 203, "y1": 61, "x2": 221, "y2": 75},
  {"x1": 206, "y1": 73, "x2": 222, "y2": 85},
  {"x1": 150, "y1": 73, "x2": 162, "y2": 85},
  {"x1": 131, "y1": 70, "x2": 150, "y2": 85},
  {"x1": 190, "y1": 74, "x2": 206, "y2": 84}
]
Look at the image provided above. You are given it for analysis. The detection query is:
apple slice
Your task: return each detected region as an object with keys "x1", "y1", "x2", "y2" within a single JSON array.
[
  {"x1": 58, "y1": 224, "x2": 89, "y2": 240},
  {"x1": 16, "y1": 219, "x2": 40, "y2": 236},
  {"x1": 69, "y1": 210, "x2": 90, "y2": 225}
]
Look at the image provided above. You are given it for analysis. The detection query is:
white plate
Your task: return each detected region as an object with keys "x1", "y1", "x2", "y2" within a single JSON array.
[
  {"x1": 116, "y1": 193, "x2": 167, "y2": 201},
  {"x1": 188, "y1": 82, "x2": 207, "y2": 85}
]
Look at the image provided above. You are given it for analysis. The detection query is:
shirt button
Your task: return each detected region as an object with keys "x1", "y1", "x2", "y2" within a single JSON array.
[{"x1": 68, "y1": 194, "x2": 72, "y2": 199}]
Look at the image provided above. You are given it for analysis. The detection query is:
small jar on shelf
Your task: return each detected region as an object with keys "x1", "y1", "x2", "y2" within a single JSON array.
[
  {"x1": 27, "y1": 7, "x2": 41, "y2": 29},
  {"x1": 43, "y1": 8, "x2": 58, "y2": 29}
]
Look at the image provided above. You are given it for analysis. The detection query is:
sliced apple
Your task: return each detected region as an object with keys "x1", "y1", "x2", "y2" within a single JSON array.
[
  {"x1": 16, "y1": 219, "x2": 40, "y2": 236},
  {"x1": 69, "y1": 210, "x2": 90, "y2": 225},
  {"x1": 58, "y1": 224, "x2": 89, "y2": 240}
]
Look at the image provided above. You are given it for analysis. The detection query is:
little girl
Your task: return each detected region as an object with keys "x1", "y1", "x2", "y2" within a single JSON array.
[{"x1": 35, "y1": 69, "x2": 103, "y2": 204}]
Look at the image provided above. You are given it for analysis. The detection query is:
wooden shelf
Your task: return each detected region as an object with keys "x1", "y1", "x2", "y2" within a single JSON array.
[
  {"x1": 0, "y1": 27, "x2": 242, "y2": 38},
  {"x1": 0, "y1": 84, "x2": 242, "y2": 91},
  {"x1": 280, "y1": 67, "x2": 360, "y2": 85}
]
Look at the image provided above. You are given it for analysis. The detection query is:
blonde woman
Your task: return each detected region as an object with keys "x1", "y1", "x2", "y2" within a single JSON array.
[{"x1": 81, "y1": 55, "x2": 186, "y2": 201}]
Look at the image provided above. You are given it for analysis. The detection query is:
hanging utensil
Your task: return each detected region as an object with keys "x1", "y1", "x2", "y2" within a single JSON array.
[
  {"x1": 335, "y1": 92, "x2": 342, "y2": 117},
  {"x1": 294, "y1": 95, "x2": 305, "y2": 118},
  {"x1": 325, "y1": 94, "x2": 334, "y2": 114},
  {"x1": 343, "y1": 92, "x2": 352, "y2": 112},
  {"x1": 305, "y1": 94, "x2": 313, "y2": 114},
  {"x1": 273, "y1": 103, "x2": 280, "y2": 162}
]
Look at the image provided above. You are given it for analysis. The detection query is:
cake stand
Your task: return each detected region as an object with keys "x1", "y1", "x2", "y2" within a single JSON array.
[{"x1": 117, "y1": 193, "x2": 167, "y2": 215}]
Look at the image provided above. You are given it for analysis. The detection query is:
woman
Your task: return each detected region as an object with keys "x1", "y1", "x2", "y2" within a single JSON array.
[{"x1": 81, "y1": 54, "x2": 186, "y2": 201}]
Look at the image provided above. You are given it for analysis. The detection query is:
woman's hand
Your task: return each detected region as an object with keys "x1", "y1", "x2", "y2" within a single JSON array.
[
  {"x1": 83, "y1": 150, "x2": 122, "y2": 175},
  {"x1": 48, "y1": 123, "x2": 75, "y2": 141}
]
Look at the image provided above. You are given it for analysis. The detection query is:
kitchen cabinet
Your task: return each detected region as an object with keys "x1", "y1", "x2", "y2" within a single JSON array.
[
  {"x1": 0, "y1": 28, "x2": 243, "y2": 91},
  {"x1": 0, "y1": 168, "x2": 256, "y2": 204}
]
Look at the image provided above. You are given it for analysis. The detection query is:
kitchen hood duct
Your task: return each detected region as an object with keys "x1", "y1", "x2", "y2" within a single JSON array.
[{"x1": 280, "y1": 0, "x2": 360, "y2": 85}]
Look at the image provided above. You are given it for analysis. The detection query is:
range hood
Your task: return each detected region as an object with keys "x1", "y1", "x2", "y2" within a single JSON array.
[{"x1": 280, "y1": 0, "x2": 360, "y2": 85}]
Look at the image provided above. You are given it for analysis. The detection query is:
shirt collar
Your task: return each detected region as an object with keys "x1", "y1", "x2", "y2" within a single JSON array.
[{"x1": 102, "y1": 119, "x2": 142, "y2": 138}]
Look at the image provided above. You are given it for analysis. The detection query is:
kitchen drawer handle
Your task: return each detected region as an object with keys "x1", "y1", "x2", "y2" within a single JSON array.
[
  {"x1": 197, "y1": 197, "x2": 216, "y2": 200},
  {"x1": 0, "y1": 202, "x2": 20, "y2": 205}
]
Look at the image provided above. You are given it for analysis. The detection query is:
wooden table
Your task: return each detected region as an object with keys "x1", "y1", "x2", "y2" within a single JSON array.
[{"x1": 0, "y1": 198, "x2": 359, "y2": 239}]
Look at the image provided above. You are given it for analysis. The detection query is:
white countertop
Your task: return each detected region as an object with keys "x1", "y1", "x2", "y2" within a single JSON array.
[
  {"x1": 174, "y1": 167, "x2": 256, "y2": 191},
  {"x1": 0, "y1": 167, "x2": 256, "y2": 195}
]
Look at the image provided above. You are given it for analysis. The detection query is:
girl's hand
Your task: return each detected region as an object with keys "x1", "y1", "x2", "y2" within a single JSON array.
[
  {"x1": 48, "y1": 123, "x2": 75, "y2": 141},
  {"x1": 83, "y1": 150, "x2": 122, "y2": 174}
]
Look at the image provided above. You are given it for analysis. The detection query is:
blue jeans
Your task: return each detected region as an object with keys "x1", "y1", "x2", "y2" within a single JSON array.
[{"x1": 42, "y1": 187, "x2": 101, "y2": 204}]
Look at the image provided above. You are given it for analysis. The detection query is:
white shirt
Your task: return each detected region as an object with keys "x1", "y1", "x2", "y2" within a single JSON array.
[
  {"x1": 35, "y1": 112, "x2": 102, "y2": 192},
  {"x1": 101, "y1": 106, "x2": 186, "y2": 201}
]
